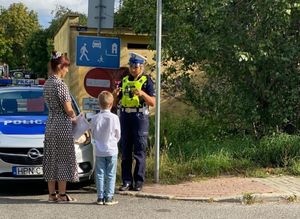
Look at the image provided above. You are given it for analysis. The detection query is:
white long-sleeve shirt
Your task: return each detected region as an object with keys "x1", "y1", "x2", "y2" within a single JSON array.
[{"x1": 90, "y1": 109, "x2": 121, "y2": 157}]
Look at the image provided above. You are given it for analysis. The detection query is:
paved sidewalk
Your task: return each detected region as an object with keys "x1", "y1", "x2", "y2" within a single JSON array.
[{"x1": 114, "y1": 176, "x2": 300, "y2": 203}]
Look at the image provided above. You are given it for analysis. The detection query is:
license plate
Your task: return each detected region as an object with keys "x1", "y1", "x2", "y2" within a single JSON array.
[{"x1": 12, "y1": 166, "x2": 43, "y2": 176}]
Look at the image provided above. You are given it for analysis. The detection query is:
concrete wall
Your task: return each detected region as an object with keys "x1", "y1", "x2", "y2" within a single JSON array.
[{"x1": 54, "y1": 16, "x2": 155, "y2": 111}]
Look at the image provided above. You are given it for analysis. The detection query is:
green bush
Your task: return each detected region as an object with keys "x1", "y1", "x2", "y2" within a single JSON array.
[
  {"x1": 254, "y1": 133, "x2": 300, "y2": 167},
  {"x1": 290, "y1": 160, "x2": 300, "y2": 175},
  {"x1": 146, "y1": 114, "x2": 300, "y2": 184}
]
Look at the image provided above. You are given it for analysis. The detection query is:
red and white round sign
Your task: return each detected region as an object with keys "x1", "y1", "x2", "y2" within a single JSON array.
[{"x1": 84, "y1": 67, "x2": 129, "y2": 98}]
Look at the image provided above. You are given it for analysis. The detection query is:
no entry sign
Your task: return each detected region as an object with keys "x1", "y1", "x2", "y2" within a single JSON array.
[{"x1": 84, "y1": 67, "x2": 129, "y2": 98}]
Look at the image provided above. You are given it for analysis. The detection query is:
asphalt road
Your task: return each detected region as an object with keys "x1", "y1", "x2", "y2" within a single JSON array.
[{"x1": 1, "y1": 182, "x2": 300, "y2": 219}]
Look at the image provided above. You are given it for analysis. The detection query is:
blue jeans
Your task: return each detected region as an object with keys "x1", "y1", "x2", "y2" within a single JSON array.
[{"x1": 95, "y1": 155, "x2": 118, "y2": 199}]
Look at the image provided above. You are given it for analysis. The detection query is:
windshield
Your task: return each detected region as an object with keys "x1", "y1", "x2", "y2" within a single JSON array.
[{"x1": 0, "y1": 90, "x2": 48, "y2": 116}]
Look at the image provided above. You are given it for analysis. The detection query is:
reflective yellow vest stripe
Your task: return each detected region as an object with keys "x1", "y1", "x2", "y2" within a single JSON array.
[{"x1": 121, "y1": 75, "x2": 147, "y2": 107}]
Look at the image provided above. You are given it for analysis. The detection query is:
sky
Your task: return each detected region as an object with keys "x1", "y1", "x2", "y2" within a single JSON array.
[{"x1": 0, "y1": 0, "x2": 121, "y2": 28}]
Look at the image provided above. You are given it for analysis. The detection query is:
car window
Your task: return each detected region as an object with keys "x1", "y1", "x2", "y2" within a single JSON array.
[
  {"x1": 0, "y1": 90, "x2": 79, "y2": 116},
  {"x1": 0, "y1": 90, "x2": 48, "y2": 116}
]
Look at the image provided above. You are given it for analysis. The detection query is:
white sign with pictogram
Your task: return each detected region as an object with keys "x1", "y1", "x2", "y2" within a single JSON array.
[{"x1": 82, "y1": 98, "x2": 100, "y2": 111}]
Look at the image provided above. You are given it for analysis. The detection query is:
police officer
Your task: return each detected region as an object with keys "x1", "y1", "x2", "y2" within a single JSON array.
[{"x1": 113, "y1": 52, "x2": 155, "y2": 191}]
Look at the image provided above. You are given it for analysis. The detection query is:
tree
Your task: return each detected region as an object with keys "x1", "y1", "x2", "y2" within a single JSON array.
[
  {"x1": 114, "y1": 0, "x2": 156, "y2": 34},
  {"x1": 25, "y1": 29, "x2": 53, "y2": 77},
  {"x1": 116, "y1": 0, "x2": 300, "y2": 137},
  {"x1": 171, "y1": 1, "x2": 300, "y2": 137},
  {"x1": 0, "y1": 33, "x2": 12, "y2": 63},
  {"x1": 25, "y1": 5, "x2": 87, "y2": 77},
  {"x1": 47, "y1": 5, "x2": 87, "y2": 38},
  {"x1": 0, "y1": 3, "x2": 39, "y2": 69}
]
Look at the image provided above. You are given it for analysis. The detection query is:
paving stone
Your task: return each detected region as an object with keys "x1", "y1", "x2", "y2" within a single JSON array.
[{"x1": 90, "y1": 176, "x2": 300, "y2": 203}]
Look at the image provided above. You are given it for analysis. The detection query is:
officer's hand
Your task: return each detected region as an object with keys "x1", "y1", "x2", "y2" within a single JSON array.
[
  {"x1": 113, "y1": 87, "x2": 121, "y2": 97},
  {"x1": 132, "y1": 88, "x2": 144, "y2": 97}
]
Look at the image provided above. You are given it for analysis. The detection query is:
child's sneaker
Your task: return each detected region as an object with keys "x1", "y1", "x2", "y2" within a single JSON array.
[
  {"x1": 96, "y1": 198, "x2": 105, "y2": 205},
  {"x1": 104, "y1": 197, "x2": 118, "y2": 205}
]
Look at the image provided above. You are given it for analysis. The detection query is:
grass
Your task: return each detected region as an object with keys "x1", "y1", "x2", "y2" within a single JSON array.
[
  {"x1": 142, "y1": 112, "x2": 300, "y2": 184},
  {"x1": 287, "y1": 194, "x2": 298, "y2": 202},
  {"x1": 289, "y1": 160, "x2": 300, "y2": 175},
  {"x1": 243, "y1": 193, "x2": 256, "y2": 205},
  {"x1": 114, "y1": 107, "x2": 300, "y2": 185}
]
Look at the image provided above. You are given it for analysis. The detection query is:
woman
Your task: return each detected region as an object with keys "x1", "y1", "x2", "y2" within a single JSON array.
[{"x1": 43, "y1": 51, "x2": 78, "y2": 202}]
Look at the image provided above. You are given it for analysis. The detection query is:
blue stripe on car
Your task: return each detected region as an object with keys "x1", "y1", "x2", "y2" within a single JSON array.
[{"x1": 0, "y1": 116, "x2": 47, "y2": 134}]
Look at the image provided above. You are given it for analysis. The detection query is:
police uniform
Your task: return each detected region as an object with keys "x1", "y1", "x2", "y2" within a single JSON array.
[{"x1": 118, "y1": 53, "x2": 155, "y2": 191}]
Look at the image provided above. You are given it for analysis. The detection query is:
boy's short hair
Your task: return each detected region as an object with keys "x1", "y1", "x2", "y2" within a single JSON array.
[{"x1": 98, "y1": 91, "x2": 114, "y2": 110}]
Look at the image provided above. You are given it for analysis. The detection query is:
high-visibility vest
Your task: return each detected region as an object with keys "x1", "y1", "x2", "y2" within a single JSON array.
[{"x1": 121, "y1": 75, "x2": 147, "y2": 107}]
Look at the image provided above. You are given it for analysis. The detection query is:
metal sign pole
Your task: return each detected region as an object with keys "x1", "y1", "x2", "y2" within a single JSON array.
[
  {"x1": 155, "y1": 0, "x2": 162, "y2": 183},
  {"x1": 97, "y1": 0, "x2": 102, "y2": 36}
]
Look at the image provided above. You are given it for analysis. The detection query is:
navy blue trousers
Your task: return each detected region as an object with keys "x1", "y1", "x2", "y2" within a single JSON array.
[{"x1": 120, "y1": 111, "x2": 149, "y2": 186}]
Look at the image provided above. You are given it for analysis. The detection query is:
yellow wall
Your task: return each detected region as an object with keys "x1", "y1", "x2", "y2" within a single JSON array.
[{"x1": 54, "y1": 16, "x2": 154, "y2": 111}]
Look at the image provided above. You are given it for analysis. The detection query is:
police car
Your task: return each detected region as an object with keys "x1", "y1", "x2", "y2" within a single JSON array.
[{"x1": 0, "y1": 78, "x2": 94, "y2": 182}]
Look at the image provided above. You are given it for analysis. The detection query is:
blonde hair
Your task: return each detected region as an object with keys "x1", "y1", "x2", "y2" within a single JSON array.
[{"x1": 98, "y1": 91, "x2": 114, "y2": 110}]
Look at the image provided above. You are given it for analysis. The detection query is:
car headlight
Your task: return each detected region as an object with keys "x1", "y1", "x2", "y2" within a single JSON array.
[{"x1": 75, "y1": 131, "x2": 91, "y2": 146}]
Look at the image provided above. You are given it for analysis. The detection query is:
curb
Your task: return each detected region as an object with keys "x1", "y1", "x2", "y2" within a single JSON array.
[
  {"x1": 117, "y1": 191, "x2": 176, "y2": 200},
  {"x1": 251, "y1": 193, "x2": 299, "y2": 203},
  {"x1": 84, "y1": 185, "x2": 299, "y2": 204}
]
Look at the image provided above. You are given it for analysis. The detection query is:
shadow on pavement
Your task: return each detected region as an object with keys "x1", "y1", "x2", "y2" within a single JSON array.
[
  {"x1": 0, "y1": 197, "x2": 96, "y2": 205},
  {"x1": 0, "y1": 181, "x2": 47, "y2": 196},
  {"x1": 0, "y1": 181, "x2": 94, "y2": 196}
]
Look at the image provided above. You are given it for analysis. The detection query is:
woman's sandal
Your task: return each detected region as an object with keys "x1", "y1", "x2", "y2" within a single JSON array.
[
  {"x1": 48, "y1": 193, "x2": 58, "y2": 203},
  {"x1": 57, "y1": 194, "x2": 77, "y2": 203}
]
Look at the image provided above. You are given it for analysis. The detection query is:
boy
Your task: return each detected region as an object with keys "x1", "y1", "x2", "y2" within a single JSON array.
[{"x1": 90, "y1": 91, "x2": 121, "y2": 205}]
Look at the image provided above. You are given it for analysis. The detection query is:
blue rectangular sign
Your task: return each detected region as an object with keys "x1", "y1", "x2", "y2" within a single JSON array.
[{"x1": 76, "y1": 36, "x2": 120, "y2": 69}]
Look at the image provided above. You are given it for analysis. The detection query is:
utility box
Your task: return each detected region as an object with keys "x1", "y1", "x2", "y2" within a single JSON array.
[{"x1": 88, "y1": 0, "x2": 114, "y2": 29}]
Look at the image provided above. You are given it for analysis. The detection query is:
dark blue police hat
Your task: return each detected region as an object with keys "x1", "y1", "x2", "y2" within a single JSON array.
[{"x1": 129, "y1": 52, "x2": 147, "y2": 64}]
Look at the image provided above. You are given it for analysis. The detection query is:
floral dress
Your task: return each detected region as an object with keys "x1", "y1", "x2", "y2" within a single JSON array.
[{"x1": 43, "y1": 75, "x2": 78, "y2": 182}]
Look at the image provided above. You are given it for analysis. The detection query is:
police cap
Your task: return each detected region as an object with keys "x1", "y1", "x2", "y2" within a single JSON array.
[{"x1": 128, "y1": 52, "x2": 147, "y2": 64}]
